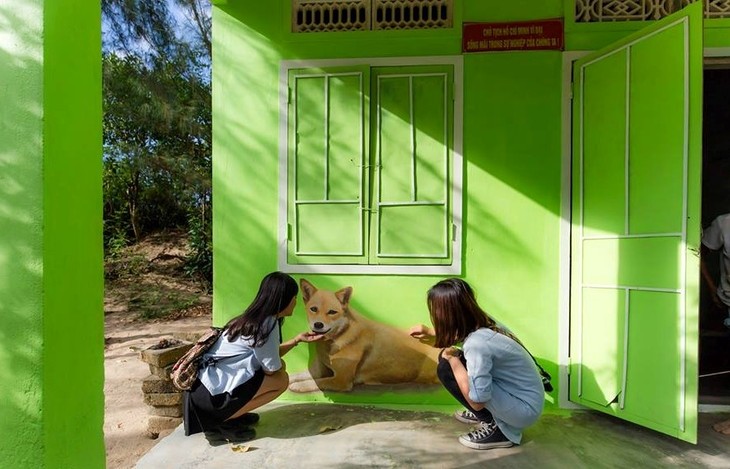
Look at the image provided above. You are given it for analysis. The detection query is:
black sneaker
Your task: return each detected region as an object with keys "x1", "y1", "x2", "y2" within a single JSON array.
[
  {"x1": 233, "y1": 412, "x2": 260, "y2": 426},
  {"x1": 453, "y1": 409, "x2": 479, "y2": 424},
  {"x1": 204, "y1": 424, "x2": 256, "y2": 445},
  {"x1": 458, "y1": 421, "x2": 514, "y2": 450}
]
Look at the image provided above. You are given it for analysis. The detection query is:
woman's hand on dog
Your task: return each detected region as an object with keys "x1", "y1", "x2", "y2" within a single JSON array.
[
  {"x1": 408, "y1": 324, "x2": 436, "y2": 344},
  {"x1": 295, "y1": 331, "x2": 326, "y2": 344}
]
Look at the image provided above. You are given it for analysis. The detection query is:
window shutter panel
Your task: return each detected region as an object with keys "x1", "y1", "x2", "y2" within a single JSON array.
[
  {"x1": 287, "y1": 68, "x2": 370, "y2": 264},
  {"x1": 371, "y1": 67, "x2": 453, "y2": 265}
]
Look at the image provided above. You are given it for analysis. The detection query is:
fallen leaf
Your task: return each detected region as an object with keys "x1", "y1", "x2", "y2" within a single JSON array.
[
  {"x1": 318, "y1": 425, "x2": 342, "y2": 433},
  {"x1": 231, "y1": 445, "x2": 251, "y2": 452}
]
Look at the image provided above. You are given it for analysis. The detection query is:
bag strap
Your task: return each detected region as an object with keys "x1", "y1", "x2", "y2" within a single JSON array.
[
  {"x1": 198, "y1": 326, "x2": 254, "y2": 370},
  {"x1": 493, "y1": 326, "x2": 552, "y2": 383},
  {"x1": 524, "y1": 348, "x2": 551, "y2": 380}
]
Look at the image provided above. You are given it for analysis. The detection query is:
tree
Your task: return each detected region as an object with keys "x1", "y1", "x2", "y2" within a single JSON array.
[{"x1": 102, "y1": 0, "x2": 212, "y2": 286}]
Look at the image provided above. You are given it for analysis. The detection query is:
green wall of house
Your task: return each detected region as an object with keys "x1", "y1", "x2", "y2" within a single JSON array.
[
  {"x1": 0, "y1": 2, "x2": 45, "y2": 465},
  {"x1": 0, "y1": 1, "x2": 104, "y2": 467},
  {"x1": 212, "y1": 0, "x2": 564, "y2": 406}
]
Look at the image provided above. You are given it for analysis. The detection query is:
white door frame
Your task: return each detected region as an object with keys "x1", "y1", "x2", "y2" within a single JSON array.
[{"x1": 559, "y1": 47, "x2": 730, "y2": 412}]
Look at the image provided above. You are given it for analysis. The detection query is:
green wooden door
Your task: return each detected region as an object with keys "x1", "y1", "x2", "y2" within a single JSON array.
[{"x1": 570, "y1": 2, "x2": 702, "y2": 443}]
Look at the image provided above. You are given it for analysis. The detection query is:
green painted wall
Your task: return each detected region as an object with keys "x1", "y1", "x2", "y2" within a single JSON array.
[
  {"x1": 0, "y1": 1, "x2": 104, "y2": 467},
  {"x1": 210, "y1": 0, "x2": 730, "y2": 410},
  {"x1": 0, "y1": 2, "x2": 45, "y2": 466},
  {"x1": 43, "y1": 0, "x2": 104, "y2": 466},
  {"x1": 212, "y1": 0, "x2": 563, "y2": 406}
]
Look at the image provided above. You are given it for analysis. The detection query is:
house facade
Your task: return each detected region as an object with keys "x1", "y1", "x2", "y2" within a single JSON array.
[{"x1": 210, "y1": 0, "x2": 726, "y2": 444}]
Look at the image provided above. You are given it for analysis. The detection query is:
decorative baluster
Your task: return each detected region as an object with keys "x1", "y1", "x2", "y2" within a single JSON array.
[{"x1": 575, "y1": 0, "x2": 726, "y2": 22}]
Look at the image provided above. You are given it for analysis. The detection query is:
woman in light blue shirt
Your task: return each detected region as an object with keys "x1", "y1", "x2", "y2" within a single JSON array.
[
  {"x1": 410, "y1": 278, "x2": 544, "y2": 450},
  {"x1": 184, "y1": 272, "x2": 323, "y2": 443}
]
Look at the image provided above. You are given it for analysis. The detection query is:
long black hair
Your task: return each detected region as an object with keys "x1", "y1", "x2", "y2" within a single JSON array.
[
  {"x1": 427, "y1": 278, "x2": 522, "y2": 348},
  {"x1": 428, "y1": 278, "x2": 490, "y2": 348},
  {"x1": 224, "y1": 272, "x2": 299, "y2": 346}
]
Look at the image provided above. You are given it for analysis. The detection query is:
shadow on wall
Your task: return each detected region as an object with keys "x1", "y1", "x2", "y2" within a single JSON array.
[
  {"x1": 211, "y1": 6, "x2": 555, "y2": 398},
  {"x1": 210, "y1": 11, "x2": 281, "y2": 317},
  {"x1": 0, "y1": 1, "x2": 45, "y2": 457}
]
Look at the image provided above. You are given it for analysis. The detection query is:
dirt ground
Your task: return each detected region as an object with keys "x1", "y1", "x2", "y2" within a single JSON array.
[
  {"x1": 103, "y1": 232, "x2": 213, "y2": 469},
  {"x1": 103, "y1": 307, "x2": 211, "y2": 469}
]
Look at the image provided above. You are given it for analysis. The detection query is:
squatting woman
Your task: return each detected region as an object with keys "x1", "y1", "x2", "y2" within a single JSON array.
[{"x1": 410, "y1": 278, "x2": 544, "y2": 450}]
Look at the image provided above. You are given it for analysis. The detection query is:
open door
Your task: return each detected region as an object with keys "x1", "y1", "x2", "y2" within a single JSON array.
[{"x1": 570, "y1": 2, "x2": 703, "y2": 443}]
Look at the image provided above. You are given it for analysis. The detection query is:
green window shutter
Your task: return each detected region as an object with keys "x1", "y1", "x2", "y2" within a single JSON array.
[
  {"x1": 287, "y1": 67, "x2": 370, "y2": 264},
  {"x1": 370, "y1": 66, "x2": 453, "y2": 265}
]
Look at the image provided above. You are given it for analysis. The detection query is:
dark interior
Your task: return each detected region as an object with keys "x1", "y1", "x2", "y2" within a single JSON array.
[{"x1": 699, "y1": 67, "x2": 730, "y2": 405}]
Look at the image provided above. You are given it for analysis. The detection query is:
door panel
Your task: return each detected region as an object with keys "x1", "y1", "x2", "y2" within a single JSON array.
[
  {"x1": 570, "y1": 2, "x2": 702, "y2": 443},
  {"x1": 623, "y1": 290, "x2": 682, "y2": 431},
  {"x1": 582, "y1": 237, "x2": 682, "y2": 289},
  {"x1": 582, "y1": 50, "x2": 627, "y2": 239},
  {"x1": 629, "y1": 27, "x2": 687, "y2": 235},
  {"x1": 579, "y1": 288, "x2": 624, "y2": 407}
]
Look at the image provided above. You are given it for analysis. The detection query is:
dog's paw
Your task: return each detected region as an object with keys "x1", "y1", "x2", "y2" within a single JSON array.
[{"x1": 288, "y1": 380, "x2": 319, "y2": 393}]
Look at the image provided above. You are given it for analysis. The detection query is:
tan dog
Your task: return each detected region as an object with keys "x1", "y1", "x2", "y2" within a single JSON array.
[{"x1": 288, "y1": 279, "x2": 440, "y2": 393}]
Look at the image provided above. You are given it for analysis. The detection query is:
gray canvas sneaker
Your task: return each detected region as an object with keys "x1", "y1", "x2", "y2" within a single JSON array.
[
  {"x1": 453, "y1": 409, "x2": 479, "y2": 424},
  {"x1": 458, "y1": 420, "x2": 514, "y2": 450}
]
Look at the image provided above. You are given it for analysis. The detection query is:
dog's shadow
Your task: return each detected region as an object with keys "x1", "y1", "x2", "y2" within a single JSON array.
[{"x1": 253, "y1": 401, "x2": 453, "y2": 440}]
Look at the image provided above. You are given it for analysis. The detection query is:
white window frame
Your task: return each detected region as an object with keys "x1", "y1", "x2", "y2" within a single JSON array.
[{"x1": 278, "y1": 55, "x2": 464, "y2": 274}]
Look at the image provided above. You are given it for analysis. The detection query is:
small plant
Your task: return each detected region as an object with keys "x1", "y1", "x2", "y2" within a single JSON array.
[
  {"x1": 184, "y1": 208, "x2": 212, "y2": 291},
  {"x1": 131, "y1": 288, "x2": 199, "y2": 321},
  {"x1": 106, "y1": 226, "x2": 129, "y2": 259}
]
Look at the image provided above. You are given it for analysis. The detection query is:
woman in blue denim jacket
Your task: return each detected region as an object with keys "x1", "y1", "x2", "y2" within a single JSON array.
[{"x1": 410, "y1": 278, "x2": 544, "y2": 450}]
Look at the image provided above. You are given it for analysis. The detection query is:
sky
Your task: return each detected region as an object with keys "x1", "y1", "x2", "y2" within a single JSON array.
[{"x1": 102, "y1": 0, "x2": 211, "y2": 59}]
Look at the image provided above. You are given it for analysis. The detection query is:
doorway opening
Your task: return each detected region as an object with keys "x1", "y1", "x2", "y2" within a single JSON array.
[{"x1": 699, "y1": 65, "x2": 730, "y2": 406}]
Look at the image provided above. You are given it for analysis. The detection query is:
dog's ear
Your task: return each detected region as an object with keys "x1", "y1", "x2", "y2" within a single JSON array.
[
  {"x1": 335, "y1": 286, "x2": 353, "y2": 306},
  {"x1": 300, "y1": 279, "x2": 317, "y2": 303}
]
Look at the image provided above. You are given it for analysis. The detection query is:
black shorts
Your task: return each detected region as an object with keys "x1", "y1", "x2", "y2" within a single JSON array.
[{"x1": 184, "y1": 369, "x2": 265, "y2": 435}]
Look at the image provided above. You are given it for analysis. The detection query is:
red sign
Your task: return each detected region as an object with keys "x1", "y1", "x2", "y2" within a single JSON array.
[{"x1": 462, "y1": 19, "x2": 564, "y2": 53}]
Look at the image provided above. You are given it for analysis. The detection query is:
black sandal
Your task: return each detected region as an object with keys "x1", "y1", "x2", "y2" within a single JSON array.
[
  {"x1": 229, "y1": 412, "x2": 260, "y2": 426},
  {"x1": 204, "y1": 424, "x2": 256, "y2": 444}
]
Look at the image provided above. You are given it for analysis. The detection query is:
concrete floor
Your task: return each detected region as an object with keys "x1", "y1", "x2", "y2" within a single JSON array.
[{"x1": 136, "y1": 403, "x2": 730, "y2": 469}]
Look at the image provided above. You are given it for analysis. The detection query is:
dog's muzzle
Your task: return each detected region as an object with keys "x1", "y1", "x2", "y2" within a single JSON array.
[{"x1": 312, "y1": 322, "x2": 330, "y2": 334}]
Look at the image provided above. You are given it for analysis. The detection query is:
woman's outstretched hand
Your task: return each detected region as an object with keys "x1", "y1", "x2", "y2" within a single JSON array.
[
  {"x1": 295, "y1": 331, "x2": 325, "y2": 344},
  {"x1": 408, "y1": 324, "x2": 436, "y2": 344}
]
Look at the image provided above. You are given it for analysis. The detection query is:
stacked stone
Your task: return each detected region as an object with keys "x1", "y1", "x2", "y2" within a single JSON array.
[{"x1": 139, "y1": 338, "x2": 193, "y2": 436}]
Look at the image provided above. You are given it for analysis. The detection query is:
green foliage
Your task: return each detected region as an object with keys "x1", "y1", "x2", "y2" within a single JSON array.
[
  {"x1": 106, "y1": 226, "x2": 130, "y2": 259},
  {"x1": 102, "y1": 0, "x2": 213, "y2": 288},
  {"x1": 185, "y1": 206, "x2": 212, "y2": 290},
  {"x1": 102, "y1": 52, "x2": 211, "y2": 241}
]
